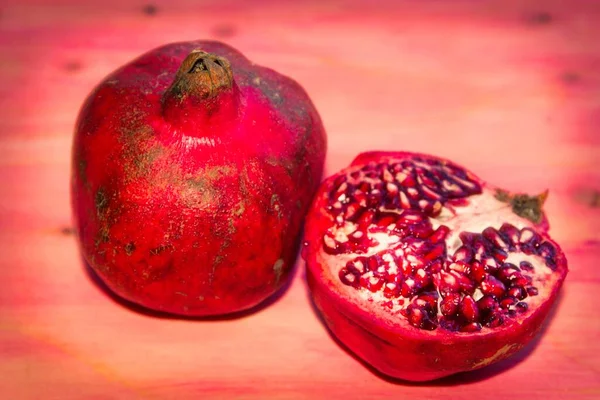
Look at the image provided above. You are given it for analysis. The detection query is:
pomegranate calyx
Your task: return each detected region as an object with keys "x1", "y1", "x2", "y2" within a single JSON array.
[
  {"x1": 165, "y1": 49, "x2": 234, "y2": 100},
  {"x1": 495, "y1": 189, "x2": 549, "y2": 224}
]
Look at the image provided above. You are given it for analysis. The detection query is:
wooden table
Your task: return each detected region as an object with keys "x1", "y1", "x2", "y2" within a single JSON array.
[{"x1": 1, "y1": 0, "x2": 599, "y2": 398}]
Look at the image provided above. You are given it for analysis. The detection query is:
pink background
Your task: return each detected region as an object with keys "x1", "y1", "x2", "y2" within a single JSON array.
[{"x1": 1, "y1": 0, "x2": 599, "y2": 398}]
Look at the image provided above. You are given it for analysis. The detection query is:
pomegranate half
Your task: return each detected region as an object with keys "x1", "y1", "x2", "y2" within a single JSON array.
[
  {"x1": 303, "y1": 151, "x2": 567, "y2": 381},
  {"x1": 72, "y1": 41, "x2": 326, "y2": 316}
]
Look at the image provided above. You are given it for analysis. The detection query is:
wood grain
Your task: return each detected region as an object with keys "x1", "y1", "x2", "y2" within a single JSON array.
[{"x1": 1, "y1": 0, "x2": 599, "y2": 399}]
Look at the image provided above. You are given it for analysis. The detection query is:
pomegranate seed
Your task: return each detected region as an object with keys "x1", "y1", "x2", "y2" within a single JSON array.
[
  {"x1": 322, "y1": 233, "x2": 339, "y2": 254},
  {"x1": 442, "y1": 179, "x2": 464, "y2": 196},
  {"x1": 507, "y1": 286, "x2": 527, "y2": 300},
  {"x1": 400, "y1": 259, "x2": 414, "y2": 276},
  {"x1": 519, "y1": 261, "x2": 534, "y2": 272},
  {"x1": 438, "y1": 272, "x2": 460, "y2": 297},
  {"x1": 484, "y1": 312, "x2": 505, "y2": 328},
  {"x1": 401, "y1": 280, "x2": 416, "y2": 298},
  {"x1": 398, "y1": 191, "x2": 411, "y2": 209},
  {"x1": 449, "y1": 261, "x2": 470, "y2": 275},
  {"x1": 382, "y1": 168, "x2": 394, "y2": 182},
  {"x1": 348, "y1": 230, "x2": 365, "y2": 242},
  {"x1": 415, "y1": 293, "x2": 438, "y2": 310},
  {"x1": 371, "y1": 267, "x2": 389, "y2": 281},
  {"x1": 537, "y1": 241, "x2": 557, "y2": 259},
  {"x1": 383, "y1": 282, "x2": 401, "y2": 298},
  {"x1": 429, "y1": 259, "x2": 443, "y2": 274},
  {"x1": 360, "y1": 257, "x2": 374, "y2": 272},
  {"x1": 367, "y1": 191, "x2": 382, "y2": 208},
  {"x1": 421, "y1": 184, "x2": 442, "y2": 200},
  {"x1": 430, "y1": 201, "x2": 443, "y2": 216},
  {"x1": 452, "y1": 246, "x2": 473, "y2": 263},
  {"x1": 339, "y1": 267, "x2": 359, "y2": 288},
  {"x1": 526, "y1": 286, "x2": 539, "y2": 296},
  {"x1": 414, "y1": 268, "x2": 432, "y2": 288},
  {"x1": 477, "y1": 295, "x2": 499, "y2": 313},
  {"x1": 429, "y1": 225, "x2": 450, "y2": 244},
  {"x1": 360, "y1": 274, "x2": 384, "y2": 292},
  {"x1": 516, "y1": 302, "x2": 529, "y2": 313},
  {"x1": 332, "y1": 175, "x2": 347, "y2": 190},
  {"x1": 453, "y1": 175, "x2": 479, "y2": 191},
  {"x1": 492, "y1": 248, "x2": 509, "y2": 263},
  {"x1": 519, "y1": 228, "x2": 540, "y2": 245},
  {"x1": 483, "y1": 227, "x2": 509, "y2": 250},
  {"x1": 353, "y1": 190, "x2": 367, "y2": 207},
  {"x1": 406, "y1": 304, "x2": 437, "y2": 331},
  {"x1": 346, "y1": 259, "x2": 365, "y2": 275},
  {"x1": 450, "y1": 270, "x2": 475, "y2": 293},
  {"x1": 447, "y1": 197, "x2": 470, "y2": 207},
  {"x1": 481, "y1": 275, "x2": 506, "y2": 297},
  {"x1": 460, "y1": 322, "x2": 482, "y2": 332},
  {"x1": 497, "y1": 264, "x2": 520, "y2": 282},
  {"x1": 357, "y1": 209, "x2": 375, "y2": 227},
  {"x1": 402, "y1": 173, "x2": 417, "y2": 187},
  {"x1": 459, "y1": 232, "x2": 477, "y2": 245},
  {"x1": 357, "y1": 181, "x2": 370, "y2": 193},
  {"x1": 513, "y1": 274, "x2": 532, "y2": 287},
  {"x1": 375, "y1": 213, "x2": 397, "y2": 228},
  {"x1": 410, "y1": 224, "x2": 433, "y2": 239},
  {"x1": 470, "y1": 261, "x2": 486, "y2": 282},
  {"x1": 460, "y1": 295, "x2": 479, "y2": 322},
  {"x1": 500, "y1": 296, "x2": 518, "y2": 309},
  {"x1": 440, "y1": 293, "x2": 460, "y2": 316},
  {"x1": 499, "y1": 223, "x2": 520, "y2": 246},
  {"x1": 482, "y1": 256, "x2": 499, "y2": 272},
  {"x1": 439, "y1": 317, "x2": 461, "y2": 332},
  {"x1": 398, "y1": 210, "x2": 423, "y2": 225},
  {"x1": 386, "y1": 181, "x2": 399, "y2": 195},
  {"x1": 423, "y1": 243, "x2": 445, "y2": 262},
  {"x1": 390, "y1": 162, "x2": 402, "y2": 173},
  {"x1": 420, "y1": 171, "x2": 440, "y2": 189},
  {"x1": 519, "y1": 228, "x2": 541, "y2": 254},
  {"x1": 406, "y1": 187, "x2": 420, "y2": 200}
]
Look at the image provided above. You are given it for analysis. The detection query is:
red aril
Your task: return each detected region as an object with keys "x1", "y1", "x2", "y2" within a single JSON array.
[
  {"x1": 71, "y1": 41, "x2": 326, "y2": 316},
  {"x1": 303, "y1": 151, "x2": 567, "y2": 381}
]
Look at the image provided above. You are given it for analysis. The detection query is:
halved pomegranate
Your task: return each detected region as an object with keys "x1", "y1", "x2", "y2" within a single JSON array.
[{"x1": 303, "y1": 151, "x2": 567, "y2": 381}]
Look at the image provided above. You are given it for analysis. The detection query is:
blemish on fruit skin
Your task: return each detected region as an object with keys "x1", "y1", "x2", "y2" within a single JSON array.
[
  {"x1": 273, "y1": 258, "x2": 285, "y2": 284},
  {"x1": 76, "y1": 156, "x2": 90, "y2": 190},
  {"x1": 471, "y1": 344, "x2": 520, "y2": 369},
  {"x1": 125, "y1": 242, "x2": 136, "y2": 255},
  {"x1": 271, "y1": 194, "x2": 284, "y2": 219},
  {"x1": 95, "y1": 189, "x2": 108, "y2": 215},
  {"x1": 149, "y1": 243, "x2": 171, "y2": 256}
]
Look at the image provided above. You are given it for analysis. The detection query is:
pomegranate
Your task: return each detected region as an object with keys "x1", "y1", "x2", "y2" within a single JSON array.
[
  {"x1": 71, "y1": 41, "x2": 326, "y2": 316},
  {"x1": 303, "y1": 151, "x2": 567, "y2": 381}
]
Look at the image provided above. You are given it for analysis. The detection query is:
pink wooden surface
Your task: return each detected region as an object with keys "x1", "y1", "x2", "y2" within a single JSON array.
[{"x1": 1, "y1": 0, "x2": 599, "y2": 398}]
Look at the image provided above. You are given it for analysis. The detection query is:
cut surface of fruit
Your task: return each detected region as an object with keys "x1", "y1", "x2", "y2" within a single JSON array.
[{"x1": 303, "y1": 151, "x2": 567, "y2": 381}]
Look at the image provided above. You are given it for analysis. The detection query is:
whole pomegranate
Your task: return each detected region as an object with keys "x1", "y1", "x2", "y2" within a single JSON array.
[
  {"x1": 71, "y1": 41, "x2": 326, "y2": 316},
  {"x1": 303, "y1": 151, "x2": 567, "y2": 381}
]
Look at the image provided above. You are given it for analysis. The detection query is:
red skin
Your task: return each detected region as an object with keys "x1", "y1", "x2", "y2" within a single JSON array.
[
  {"x1": 303, "y1": 151, "x2": 567, "y2": 381},
  {"x1": 71, "y1": 41, "x2": 326, "y2": 316}
]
